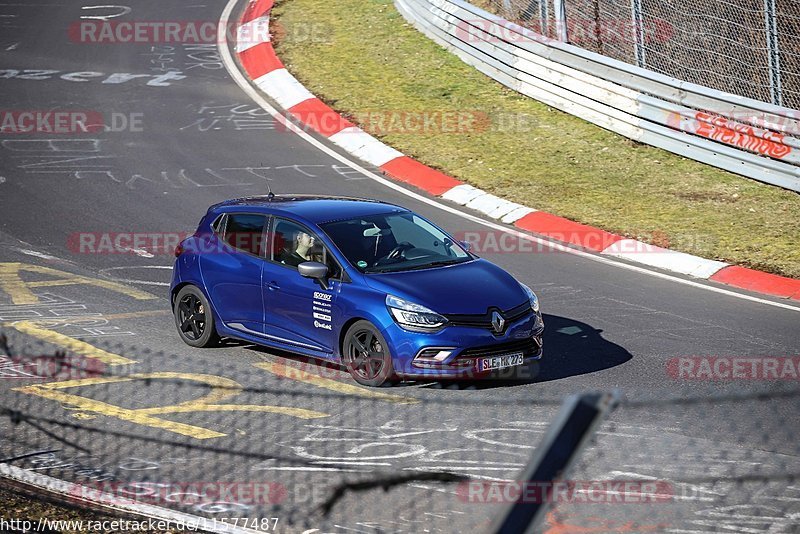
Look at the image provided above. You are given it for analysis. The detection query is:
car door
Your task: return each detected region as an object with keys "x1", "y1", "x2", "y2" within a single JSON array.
[
  {"x1": 199, "y1": 212, "x2": 267, "y2": 335},
  {"x1": 262, "y1": 217, "x2": 344, "y2": 354}
]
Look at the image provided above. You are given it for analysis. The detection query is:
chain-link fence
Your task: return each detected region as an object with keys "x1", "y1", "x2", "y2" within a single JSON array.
[
  {"x1": 2, "y1": 327, "x2": 800, "y2": 532},
  {"x1": 477, "y1": 0, "x2": 800, "y2": 110}
]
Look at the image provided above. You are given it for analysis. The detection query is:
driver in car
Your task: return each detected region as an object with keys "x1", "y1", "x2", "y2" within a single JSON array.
[{"x1": 281, "y1": 231, "x2": 320, "y2": 267}]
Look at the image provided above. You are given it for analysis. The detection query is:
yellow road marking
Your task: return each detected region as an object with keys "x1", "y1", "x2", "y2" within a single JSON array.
[
  {"x1": 15, "y1": 372, "x2": 329, "y2": 439},
  {"x1": 254, "y1": 361, "x2": 419, "y2": 404},
  {"x1": 11, "y1": 321, "x2": 137, "y2": 366},
  {"x1": 2, "y1": 311, "x2": 169, "y2": 366},
  {"x1": 0, "y1": 263, "x2": 154, "y2": 305}
]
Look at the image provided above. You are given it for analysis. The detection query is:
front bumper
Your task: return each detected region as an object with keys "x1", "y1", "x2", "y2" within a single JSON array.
[{"x1": 384, "y1": 310, "x2": 544, "y2": 379}]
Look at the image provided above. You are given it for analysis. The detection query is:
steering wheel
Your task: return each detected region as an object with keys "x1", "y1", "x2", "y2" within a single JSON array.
[{"x1": 386, "y1": 242, "x2": 414, "y2": 260}]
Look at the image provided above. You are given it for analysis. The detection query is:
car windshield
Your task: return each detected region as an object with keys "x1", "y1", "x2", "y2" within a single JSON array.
[{"x1": 320, "y1": 212, "x2": 472, "y2": 273}]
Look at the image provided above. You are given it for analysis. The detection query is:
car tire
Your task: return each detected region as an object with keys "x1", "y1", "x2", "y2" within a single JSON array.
[
  {"x1": 343, "y1": 320, "x2": 395, "y2": 387},
  {"x1": 174, "y1": 285, "x2": 220, "y2": 348}
]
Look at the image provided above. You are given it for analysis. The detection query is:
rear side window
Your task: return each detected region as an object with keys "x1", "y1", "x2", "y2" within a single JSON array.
[
  {"x1": 223, "y1": 213, "x2": 267, "y2": 256},
  {"x1": 211, "y1": 214, "x2": 227, "y2": 234}
]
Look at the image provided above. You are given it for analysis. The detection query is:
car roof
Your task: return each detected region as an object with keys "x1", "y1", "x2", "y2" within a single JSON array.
[{"x1": 209, "y1": 194, "x2": 408, "y2": 224}]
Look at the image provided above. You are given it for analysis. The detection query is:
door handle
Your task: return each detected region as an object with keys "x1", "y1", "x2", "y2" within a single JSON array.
[{"x1": 266, "y1": 281, "x2": 280, "y2": 290}]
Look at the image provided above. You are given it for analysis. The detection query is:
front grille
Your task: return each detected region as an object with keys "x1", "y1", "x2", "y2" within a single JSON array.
[
  {"x1": 443, "y1": 302, "x2": 532, "y2": 329},
  {"x1": 457, "y1": 336, "x2": 542, "y2": 360}
]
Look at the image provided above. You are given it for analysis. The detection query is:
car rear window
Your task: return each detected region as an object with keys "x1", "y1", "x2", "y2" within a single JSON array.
[{"x1": 223, "y1": 213, "x2": 267, "y2": 256}]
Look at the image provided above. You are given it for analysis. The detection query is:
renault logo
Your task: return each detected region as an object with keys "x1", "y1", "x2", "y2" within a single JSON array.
[{"x1": 491, "y1": 311, "x2": 505, "y2": 333}]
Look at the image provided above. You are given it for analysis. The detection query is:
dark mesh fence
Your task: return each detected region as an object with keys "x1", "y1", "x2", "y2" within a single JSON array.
[{"x1": 2, "y1": 327, "x2": 800, "y2": 532}]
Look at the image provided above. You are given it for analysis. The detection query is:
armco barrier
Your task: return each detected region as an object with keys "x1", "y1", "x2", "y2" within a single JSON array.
[{"x1": 395, "y1": 0, "x2": 800, "y2": 192}]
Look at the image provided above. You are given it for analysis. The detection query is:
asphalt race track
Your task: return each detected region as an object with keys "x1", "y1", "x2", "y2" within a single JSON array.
[{"x1": 1, "y1": 1, "x2": 799, "y2": 532}]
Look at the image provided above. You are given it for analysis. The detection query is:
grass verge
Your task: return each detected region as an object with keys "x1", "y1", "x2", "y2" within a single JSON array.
[
  {"x1": 0, "y1": 483, "x2": 182, "y2": 533},
  {"x1": 271, "y1": 0, "x2": 800, "y2": 279}
]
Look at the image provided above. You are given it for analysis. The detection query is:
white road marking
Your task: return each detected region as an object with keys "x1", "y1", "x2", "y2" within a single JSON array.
[
  {"x1": 217, "y1": 0, "x2": 800, "y2": 314},
  {"x1": 408, "y1": 483, "x2": 459, "y2": 495},
  {"x1": 98, "y1": 265, "x2": 172, "y2": 286},
  {"x1": 104, "y1": 279, "x2": 169, "y2": 286},
  {"x1": 311, "y1": 461, "x2": 392, "y2": 466},
  {"x1": 101, "y1": 265, "x2": 172, "y2": 269},
  {"x1": 253, "y1": 466, "x2": 364, "y2": 472},
  {"x1": 80, "y1": 5, "x2": 132, "y2": 20},
  {"x1": 13, "y1": 248, "x2": 58, "y2": 260},
  {"x1": 117, "y1": 247, "x2": 156, "y2": 258}
]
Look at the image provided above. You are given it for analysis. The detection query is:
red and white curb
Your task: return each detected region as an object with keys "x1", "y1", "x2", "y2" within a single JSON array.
[{"x1": 234, "y1": 0, "x2": 800, "y2": 302}]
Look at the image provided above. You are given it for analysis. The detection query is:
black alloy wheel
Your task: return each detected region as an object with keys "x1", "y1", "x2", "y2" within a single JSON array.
[
  {"x1": 343, "y1": 320, "x2": 395, "y2": 387},
  {"x1": 174, "y1": 285, "x2": 219, "y2": 347}
]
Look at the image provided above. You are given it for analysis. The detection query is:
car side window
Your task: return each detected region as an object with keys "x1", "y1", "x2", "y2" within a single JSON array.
[
  {"x1": 271, "y1": 218, "x2": 343, "y2": 279},
  {"x1": 222, "y1": 213, "x2": 267, "y2": 257}
]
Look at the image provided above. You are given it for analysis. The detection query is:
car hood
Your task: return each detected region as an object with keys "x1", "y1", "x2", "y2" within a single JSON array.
[{"x1": 363, "y1": 258, "x2": 528, "y2": 314}]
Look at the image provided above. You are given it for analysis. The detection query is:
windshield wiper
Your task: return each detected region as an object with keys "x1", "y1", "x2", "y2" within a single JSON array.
[
  {"x1": 364, "y1": 258, "x2": 467, "y2": 274},
  {"x1": 363, "y1": 266, "x2": 399, "y2": 274},
  {"x1": 405, "y1": 259, "x2": 466, "y2": 271}
]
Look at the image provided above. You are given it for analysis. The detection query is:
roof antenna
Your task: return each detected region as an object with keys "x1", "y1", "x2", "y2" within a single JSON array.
[{"x1": 261, "y1": 162, "x2": 274, "y2": 201}]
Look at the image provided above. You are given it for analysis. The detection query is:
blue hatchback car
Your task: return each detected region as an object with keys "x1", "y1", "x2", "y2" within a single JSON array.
[{"x1": 171, "y1": 195, "x2": 543, "y2": 386}]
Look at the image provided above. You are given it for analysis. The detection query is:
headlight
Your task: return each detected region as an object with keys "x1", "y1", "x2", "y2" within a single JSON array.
[
  {"x1": 386, "y1": 294, "x2": 447, "y2": 331},
  {"x1": 520, "y1": 283, "x2": 540, "y2": 313}
]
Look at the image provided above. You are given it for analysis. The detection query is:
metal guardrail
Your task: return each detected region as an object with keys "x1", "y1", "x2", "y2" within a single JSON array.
[{"x1": 395, "y1": 0, "x2": 800, "y2": 192}]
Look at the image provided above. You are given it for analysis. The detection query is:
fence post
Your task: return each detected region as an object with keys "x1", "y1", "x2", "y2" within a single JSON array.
[
  {"x1": 489, "y1": 391, "x2": 621, "y2": 533},
  {"x1": 553, "y1": 0, "x2": 568, "y2": 41},
  {"x1": 538, "y1": 0, "x2": 549, "y2": 37},
  {"x1": 764, "y1": 0, "x2": 783, "y2": 106},
  {"x1": 631, "y1": 0, "x2": 646, "y2": 68},
  {"x1": 502, "y1": 0, "x2": 513, "y2": 16}
]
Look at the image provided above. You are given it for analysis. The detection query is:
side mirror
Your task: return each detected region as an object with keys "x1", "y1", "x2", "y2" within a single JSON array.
[
  {"x1": 298, "y1": 261, "x2": 329, "y2": 289},
  {"x1": 459, "y1": 241, "x2": 472, "y2": 252}
]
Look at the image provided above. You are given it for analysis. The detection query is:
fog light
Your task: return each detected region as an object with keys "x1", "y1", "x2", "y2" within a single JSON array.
[{"x1": 415, "y1": 348, "x2": 453, "y2": 362}]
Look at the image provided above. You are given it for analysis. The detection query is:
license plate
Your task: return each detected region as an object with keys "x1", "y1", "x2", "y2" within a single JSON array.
[{"x1": 479, "y1": 352, "x2": 524, "y2": 371}]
